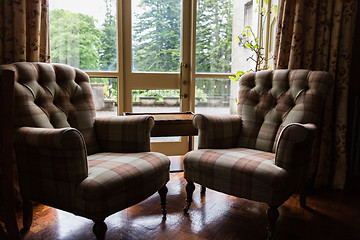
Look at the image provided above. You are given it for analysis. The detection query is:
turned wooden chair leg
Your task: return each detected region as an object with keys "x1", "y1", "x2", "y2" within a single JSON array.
[
  {"x1": 200, "y1": 185, "x2": 206, "y2": 194},
  {"x1": 183, "y1": 181, "x2": 195, "y2": 213},
  {"x1": 93, "y1": 220, "x2": 107, "y2": 240},
  {"x1": 22, "y1": 199, "x2": 33, "y2": 231},
  {"x1": 266, "y1": 206, "x2": 279, "y2": 240},
  {"x1": 4, "y1": 206, "x2": 21, "y2": 240},
  {"x1": 158, "y1": 185, "x2": 168, "y2": 216},
  {"x1": 0, "y1": 225, "x2": 8, "y2": 240}
]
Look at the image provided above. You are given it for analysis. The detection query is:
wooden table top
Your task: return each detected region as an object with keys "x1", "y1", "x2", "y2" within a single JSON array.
[
  {"x1": 123, "y1": 111, "x2": 197, "y2": 136},
  {"x1": 151, "y1": 113, "x2": 194, "y2": 121},
  {"x1": 124, "y1": 111, "x2": 194, "y2": 121}
]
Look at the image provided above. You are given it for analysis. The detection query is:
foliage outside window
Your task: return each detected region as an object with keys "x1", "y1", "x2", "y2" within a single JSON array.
[
  {"x1": 196, "y1": 0, "x2": 233, "y2": 74},
  {"x1": 132, "y1": 89, "x2": 180, "y2": 102},
  {"x1": 90, "y1": 78, "x2": 117, "y2": 101},
  {"x1": 50, "y1": 0, "x2": 117, "y2": 71},
  {"x1": 50, "y1": 9, "x2": 102, "y2": 70},
  {"x1": 50, "y1": 0, "x2": 279, "y2": 107},
  {"x1": 132, "y1": 0, "x2": 181, "y2": 72},
  {"x1": 230, "y1": 0, "x2": 277, "y2": 83}
]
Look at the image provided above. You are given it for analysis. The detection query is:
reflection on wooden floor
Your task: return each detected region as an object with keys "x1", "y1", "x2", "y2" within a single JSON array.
[{"x1": 17, "y1": 173, "x2": 360, "y2": 240}]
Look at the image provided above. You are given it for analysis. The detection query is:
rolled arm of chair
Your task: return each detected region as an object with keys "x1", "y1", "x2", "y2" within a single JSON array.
[
  {"x1": 275, "y1": 123, "x2": 317, "y2": 182},
  {"x1": 14, "y1": 127, "x2": 88, "y2": 184},
  {"x1": 94, "y1": 115, "x2": 154, "y2": 153},
  {"x1": 193, "y1": 114, "x2": 242, "y2": 149}
]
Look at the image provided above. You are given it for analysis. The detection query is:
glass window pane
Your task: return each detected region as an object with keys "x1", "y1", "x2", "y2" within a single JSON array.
[
  {"x1": 196, "y1": 0, "x2": 234, "y2": 74},
  {"x1": 90, "y1": 77, "x2": 118, "y2": 117},
  {"x1": 132, "y1": 89, "x2": 180, "y2": 113},
  {"x1": 194, "y1": 78, "x2": 232, "y2": 150},
  {"x1": 195, "y1": 78, "x2": 232, "y2": 115},
  {"x1": 132, "y1": 0, "x2": 181, "y2": 72},
  {"x1": 132, "y1": 89, "x2": 181, "y2": 142},
  {"x1": 244, "y1": 1, "x2": 253, "y2": 27},
  {"x1": 49, "y1": 0, "x2": 117, "y2": 71}
]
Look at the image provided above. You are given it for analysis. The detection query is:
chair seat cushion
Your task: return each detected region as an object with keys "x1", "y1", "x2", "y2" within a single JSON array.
[
  {"x1": 184, "y1": 148, "x2": 290, "y2": 206},
  {"x1": 74, "y1": 152, "x2": 170, "y2": 220}
]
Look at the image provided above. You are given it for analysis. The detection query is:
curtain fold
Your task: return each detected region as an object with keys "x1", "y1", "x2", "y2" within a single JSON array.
[
  {"x1": 274, "y1": 0, "x2": 358, "y2": 189},
  {"x1": 0, "y1": 0, "x2": 50, "y2": 64}
]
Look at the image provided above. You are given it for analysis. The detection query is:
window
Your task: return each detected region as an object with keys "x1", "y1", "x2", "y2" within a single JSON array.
[
  {"x1": 131, "y1": 0, "x2": 181, "y2": 73},
  {"x1": 50, "y1": 0, "x2": 117, "y2": 71},
  {"x1": 49, "y1": 0, "x2": 277, "y2": 154},
  {"x1": 244, "y1": 1, "x2": 253, "y2": 27},
  {"x1": 50, "y1": 0, "x2": 118, "y2": 116},
  {"x1": 194, "y1": 0, "x2": 234, "y2": 116}
]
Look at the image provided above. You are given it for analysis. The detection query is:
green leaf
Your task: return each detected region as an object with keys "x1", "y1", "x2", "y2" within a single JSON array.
[
  {"x1": 237, "y1": 70, "x2": 246, "y2": 76},
  {"x1": 236, "y1": 36, "x2": 240, "y2": 44},
  {"x1": 274, "y1": 5, "x2": 278, "y2": 17},
  {"x1": 261, "y1": 7, "x2": 266, "y2": 16},
  {"x1": 264, "y1": 0, "x2": 268, "y2": 5},
  {"x1": 244, "y1": 43, "x2": 252, "y2": 48},
  {"x1": 255, "y1": 37, "x2": 259, "y2": 43},
  {"x1": 244, "y1": 26, "x2": 251, "y2": 30},
  {"x1": 246, "y1": 30, "x2": 251, "y2": 39},
  {"x1": 254, "y1": 44, "x2": 259, "y2": 49}
]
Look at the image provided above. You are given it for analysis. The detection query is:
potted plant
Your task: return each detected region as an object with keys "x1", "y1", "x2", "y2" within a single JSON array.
[
  {"x1": 137, "y1": 90, "x2": 159, "y2": 105},
  {"x1": 139, "y1": 96, "x2": 157, "y2": 105},
  {"x1": 163, "y1": 97, "x2": 179, "y2": 106}
]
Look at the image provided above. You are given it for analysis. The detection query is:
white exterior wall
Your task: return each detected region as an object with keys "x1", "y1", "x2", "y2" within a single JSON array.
[{"x1": 230, "y1": 0, "x2": 258, "y2": 114}]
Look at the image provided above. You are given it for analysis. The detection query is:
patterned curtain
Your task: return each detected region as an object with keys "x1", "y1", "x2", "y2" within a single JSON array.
[
  {"x1": 274, "y1": 0, "x2": 358, "y2": 189},
  {"x1": 0, "y1": 0, "x2": 50, "y2": 64}
]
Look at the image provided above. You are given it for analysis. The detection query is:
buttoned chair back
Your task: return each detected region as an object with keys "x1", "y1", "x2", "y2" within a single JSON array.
[
  {"x1": 9, "y1": 62, "x2": 151, "y2": 154},
  {"x1": 237, "y1": 70, "x2": 330, "y2": 152},
  {"x1": 184, "y1": 69, "x2": 333, "y2": 239}
]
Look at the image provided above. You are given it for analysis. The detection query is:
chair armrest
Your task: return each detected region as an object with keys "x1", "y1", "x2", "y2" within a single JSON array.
[
  {"x1": 14, "y1": 127, "x2": 88, "y2": 183},
  {"x1": 275, "y1": 123, "x2": 317, "y2": 186},
  {"x1": 193, "y1": 114, "x2": 242, "y2": 149},
  {"x1": 14, "y1": 127, "x2": 88, "y2": 205},
  {"x1": 94, "y1": 115, "x2": 154, "y2": 153}
]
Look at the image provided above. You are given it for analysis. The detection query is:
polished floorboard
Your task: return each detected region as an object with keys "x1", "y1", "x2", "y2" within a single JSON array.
[{"x1": 16, "y1": 172, "x2": 360, "y2": 240}]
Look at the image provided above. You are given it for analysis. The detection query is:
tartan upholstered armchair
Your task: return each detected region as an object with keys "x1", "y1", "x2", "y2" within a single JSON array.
[
  {"x1": 183, "y1": 69, "x2": 333, "y2": 239},
  {"x1": 0, "y1": 62, "x2": 170, "y2": 240}
]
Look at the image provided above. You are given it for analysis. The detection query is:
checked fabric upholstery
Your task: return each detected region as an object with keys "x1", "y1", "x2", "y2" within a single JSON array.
[
  {"x1": 0, "y1": 62, "x2": 170, "y2": 239},
  {"x1": 183, "y1": 69, "x2": 333, "y2": 239}
]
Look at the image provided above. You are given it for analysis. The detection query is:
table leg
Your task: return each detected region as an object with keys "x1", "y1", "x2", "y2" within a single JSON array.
[{"x1": 188, "y1": 136, "x2": 193, "y2": 152}]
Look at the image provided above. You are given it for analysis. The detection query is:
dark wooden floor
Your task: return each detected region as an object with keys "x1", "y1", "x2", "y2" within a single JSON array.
[{"x1": 15, "y1": 172, "x2": 360, "y2": 240}]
